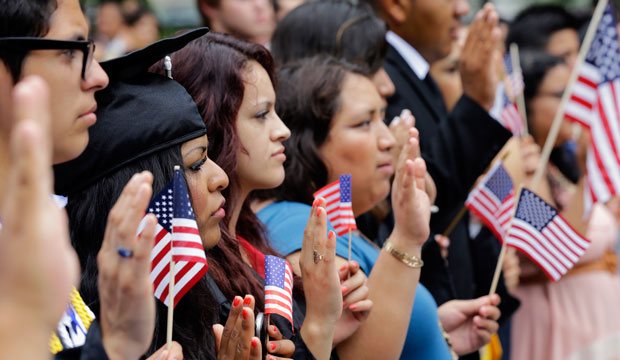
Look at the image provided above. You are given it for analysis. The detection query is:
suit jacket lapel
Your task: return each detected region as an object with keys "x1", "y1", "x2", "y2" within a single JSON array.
[{"x1": 385, "y1": 46, "x2": 444, "y2": 122}]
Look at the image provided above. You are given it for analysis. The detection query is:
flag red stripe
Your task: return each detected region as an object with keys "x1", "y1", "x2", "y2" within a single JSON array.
[
  {"x1": 172, "y1": 226, "x2": 200, "y2": 235},
  {"x1": 508, "y1": 229, "x2": 564, "y2": 276}
]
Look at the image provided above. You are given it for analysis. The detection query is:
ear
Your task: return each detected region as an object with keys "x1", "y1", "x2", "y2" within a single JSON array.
[
  {"x1": 378, "y1": 0, "x2": 410, "y2": 26},
  {"x1": 198, "y1": 0, "x2": 220, "y2": 23}
]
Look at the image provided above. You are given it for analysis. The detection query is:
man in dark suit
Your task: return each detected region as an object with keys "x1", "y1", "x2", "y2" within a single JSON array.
[{"x1": 360, "y1": 0, "x2": 514, "y2": 307}]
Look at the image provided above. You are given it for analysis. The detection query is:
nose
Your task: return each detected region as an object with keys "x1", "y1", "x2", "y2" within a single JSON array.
[
  {"x1": 377, "y1": 121, "x2": 396, "y2": 151},
  {"x1": 271, "y1": 113, "x2": 291, "y2": 142},
  {"x1": 372, "y1": 69, "x2": 396, "y2": 98},
  {"x1": 82, "y1": 60, "x2": 109, "y2": 92},
  {"x1": 454, "y1": 0, "x2": 470, "y2": 18},
  {"x1": 207, "y1": 159, "x2": 229, "y2": 192}
]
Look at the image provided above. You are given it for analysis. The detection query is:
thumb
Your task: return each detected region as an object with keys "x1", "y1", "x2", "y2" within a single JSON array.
[{"x1": 212, "y1": 324, "x2": 224, "y2": 352}]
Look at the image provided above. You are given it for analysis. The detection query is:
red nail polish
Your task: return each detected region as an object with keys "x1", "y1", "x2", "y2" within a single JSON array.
[
  {"x1": 349, "y1": 304, "x2": 357, "y2": 311},
  {"x1": 251, "y1": 338, "x2": 258, "y2": 348},
  {"x1": 341, "y1": 286, "x2": 348, "y2": 294},
  {"x1": 271, "y1": 325, "x2": 278, "y2": 333},
  {"x1": 312, "y1": 198, "x2": 318, "y2": 207},
  {"x1": 244, "y1": 296, "x2": 252, "y2": 306},
  {"x1": 340, "y1": 265, "x2": 347, "y2": 272},
  {"x1": 242, "y1": 308, "x2": 248, "y2": 320},
  {"x1": 233, "y1": 297, "x2": 241, "y2": 307},
  {"x1": 270, "y1": 342, "x2": 276, "y2": 351},
  {"x1": 317, "y1": 207, "x2": 323, "y2": 216}
]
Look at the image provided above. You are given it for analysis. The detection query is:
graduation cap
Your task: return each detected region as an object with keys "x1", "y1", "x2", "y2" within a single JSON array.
[{"x1": 54, "y1": 28, "x2": 208, "y2": 196}]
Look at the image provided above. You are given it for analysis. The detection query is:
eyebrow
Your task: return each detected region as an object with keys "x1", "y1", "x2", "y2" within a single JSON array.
[{"x1": 183, "y1": 146, "x2": 207, "y2": 158}]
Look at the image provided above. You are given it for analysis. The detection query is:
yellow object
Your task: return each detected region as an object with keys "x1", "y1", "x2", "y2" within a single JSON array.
[
  {"x1": 49, "y1": 287, "x2": 95, "y2": 354},
  {"x1": 480, "y1": 333, "x2": 503, "y2": 360}
]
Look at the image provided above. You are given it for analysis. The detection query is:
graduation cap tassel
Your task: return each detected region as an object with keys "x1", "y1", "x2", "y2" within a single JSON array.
[{"x1": 164, "y1": 56, "x2": 173, "y2": 79}]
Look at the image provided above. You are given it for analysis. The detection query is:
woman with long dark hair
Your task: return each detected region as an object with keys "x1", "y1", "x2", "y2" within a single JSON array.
[
  {"x1": 54, "y1": 31, "x2": 303, "y2": 359},
  {"x1": 156, "y1": 33, "x2": 359, "y2": 359},
  {"x1": 255, "y1": 56, "x2": 503, "y2": 359}
]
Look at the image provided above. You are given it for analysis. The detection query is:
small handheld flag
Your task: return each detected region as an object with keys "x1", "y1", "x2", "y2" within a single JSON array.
[
  {"x1": 506, "y1": 189, "x2": 591, "y2": 281},
  {"x1": 465, "y1": 162, "x2": 516, "y2": 241},
  {"x1": 313, "y1": 180, "x2": 341, "y2": 227},
  {"x1": 264, "y1": 255, "x2": 294, "y2": 329},
  {"x1": 337, "y1": 174, "x2": 357, "y2": 236},
  {"x1": 141, "y1": 168, "x2": 208, "y2": 307},
  {"x1": 312, "y1": 175, "x2": 357, "y2": 236},
  {"x1": 565, "y1": 3, "x2": 620, "y2": 212},
  {"x1": 499, "y1": 54, "x2": 525, "y2": 137}
]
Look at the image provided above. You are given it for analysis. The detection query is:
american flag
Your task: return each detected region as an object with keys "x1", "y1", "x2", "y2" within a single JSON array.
[
  {"x1": 565, "y1": 4, "x2": 620, "y2": 209},
  {"x1": 264, "y1": 255, "x2": 294, "y2": 328},
  {"x1": 313, "y1": 180, "x2": 340, "y2": 226},
  {"x1": 506, "y1": 189, "x2": 591, "y2": 281},
  {"x1": 336, "y1": 174, "x2": 357, "y2": 236},
  {"x1": 465, "y1": 162, "x2": 515, "y2": 241},
  {"x1": 499, "y1": 55, "x2": 525, "y2": 137},
  {"x1": 504, "y1": 53, "x2": 524, "y2": 96},
  {"x1": 140, "y1": 169, "x2": 207, "y2": 307}
]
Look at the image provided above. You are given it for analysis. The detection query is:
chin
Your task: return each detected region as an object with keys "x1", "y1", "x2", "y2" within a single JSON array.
[{"x1": 201, "y1": 228, "x2": 222, "y2": 250}]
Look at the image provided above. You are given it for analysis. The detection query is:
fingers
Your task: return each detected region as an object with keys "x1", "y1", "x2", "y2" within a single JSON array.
[
  {"x1": 267, "y1": 324, "x2": 283, "y2": 340},
  {"x1": 218, "y1": 295, "x2": 243, "y2": 354},
  {"x1": 412, "y1": 157, "x2": 427, "y2": 191},
  {"x1": 338, "y1": 260, "x2": 360, "y2": 281},
  {"x1": 473, "y1": 315, "x2": 499, "y2": 334},
  {"x1": 249, "y1": 337, "x2": 261, "y2": 360},
  {"x1": 213, "y1": 324, "x2": 224, "y2": 353},
  {"x1": 267, "y1": 339, "x2": 295, "y2": 358},
  {"x1": 148, "y1": 341, "x2": 183, "y2": 360}
]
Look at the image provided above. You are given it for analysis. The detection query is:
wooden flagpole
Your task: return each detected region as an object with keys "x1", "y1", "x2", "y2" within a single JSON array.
[
  {"x1": 489, "y1": 185, "x2": 523, "y2": 296},
  {"x1": 166, "y1": 165, "x2": 180, "y2": 350},
  {"x1": 347, "y1": 228, "x2": 352, "y2": 279},
  {"x1": 166, "y1": 260, "x2": 175, "y2": 350},
  {"x1": 530, "y1": 0, "x2": 609, "y2": 191},
  {"x1": 442, "y1": 151, "x2": 511, "y2": 238},
  {"x1": 509, "y1": 43, "x2": 529, "y2": 137}
]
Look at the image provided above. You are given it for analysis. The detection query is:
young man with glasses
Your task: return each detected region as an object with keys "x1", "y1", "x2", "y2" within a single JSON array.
[{"x1": 0, "y1": 1, "x2": 182, "y2": 359}]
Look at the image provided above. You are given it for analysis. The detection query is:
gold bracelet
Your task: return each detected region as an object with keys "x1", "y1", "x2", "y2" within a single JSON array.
[{"x1": 383, "y1": 241, "x2": 424, "y2": 268}]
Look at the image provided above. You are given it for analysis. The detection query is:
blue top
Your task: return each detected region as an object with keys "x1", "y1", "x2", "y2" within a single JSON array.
[{"x1": 258, "y1": 201, "x2": 453, "y2": 359}]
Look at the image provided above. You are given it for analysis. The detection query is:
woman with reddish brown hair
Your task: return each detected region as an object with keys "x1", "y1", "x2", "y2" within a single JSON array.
[{"x1": 156, "y1": 32, "x2": 367, "y2": 359}]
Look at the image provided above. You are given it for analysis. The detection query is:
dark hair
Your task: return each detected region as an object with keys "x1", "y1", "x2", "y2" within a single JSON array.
[
  {"x1": 67, "y1": 145, "x2": 218, "y2": 360},
  {"x1": 0, "y1": 0, "x2": 57, "y2": 81},
  {"x1": 254, "y1": 56, "x2": 365, "y2": 204},
  {"x1": 271, "y1": 0, "x2": 387, "y2": 74},
  {"x1": 506, "y1": 5, "x2": 580, "y2": 51},
  {"x1": 152, "y1": 32, "x2": 280, "y2": 310},
  {"x1": 520, "y1": 50, "x2": 565, "y2": 107}
]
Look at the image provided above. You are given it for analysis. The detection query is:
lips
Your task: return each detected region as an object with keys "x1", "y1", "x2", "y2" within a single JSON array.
[
  {"x1": 210, "y1": 198, "x2": 226, "y2": 219},
  {"x1": 79, "y1": 104, "x2": 97, "y2": 118},
  {"x1": 272, "y1": 147, "x2": 285, "y2": 156}
]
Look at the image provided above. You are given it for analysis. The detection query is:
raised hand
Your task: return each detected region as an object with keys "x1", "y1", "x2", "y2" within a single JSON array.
[
  {"x1": 0, "y1": 76, "x2": 79, "y2": 359},
  {"x1": 437, "y1": 294, "x2": 501, "y2": 355},
  {"x1": 390, "y1": 130, "x2": 431, "y2": 249},
  {"x1": 97, "y1": 171, "x2": 158, "y2": 360},
  {"x1": 333, "y1": 261, "x2": 372, "y2": 345},
  {"x1": 298, "y1": 197, "x2": 342, "y2": 359},
  {"x1": 459, "y1": 3, "x2": 502, "y2": 111},
  {"x1": 213, "y1": 295, "x2": 261, "y2": 360}
]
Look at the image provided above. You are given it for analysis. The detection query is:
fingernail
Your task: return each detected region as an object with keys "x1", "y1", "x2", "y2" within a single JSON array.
[
  {"x1": 391, "y1": 116, "x2": 401, "y2": 126},
  {"x1": 251, "y1": 338, "x2": 258, "y2": 348},
  {"x1": 352, "y1": 260, "x2": 359, "y2": 268},
  {"x1": 270, "y1": 342, "x2": 276, "y2": 351},
  {"x1": 312, "y1": 198, "x2": 318, "y2": 207},
  {"x1": 233, "y1": 296, "x2": 241, "y2": 307},
  {"x1": 242, "y1": 308, "x2": 248, "y2": 320},
  {"x1": 244, "y1": 296, "x2": 252, "y2": 306},
  {"x1": 317, "y1": 207, "x2": 324, "y2": 216},
  {"x1": 349, "y1": 304, "x2": 357, "y2": 311},
  {"x1": 340, "y1": 265, "x2": 347, "y2": 272},
  {"x1": 271, "y1": 325, "x2": 278, "y2": 333},
  {"x1": 341, "y1": 286, "x2": 348, "y2": 294},
  {"x1": 328, "y1": 230, "x2": 335, "y2": 239}
]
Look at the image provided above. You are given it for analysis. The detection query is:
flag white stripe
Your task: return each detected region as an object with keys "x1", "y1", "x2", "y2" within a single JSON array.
[
  {"x1": 507, "y1": 238, "x2": 562, "y2": 280},
  {"x1": 509, "y1": 223, "x2": 568, "y2": 273}
]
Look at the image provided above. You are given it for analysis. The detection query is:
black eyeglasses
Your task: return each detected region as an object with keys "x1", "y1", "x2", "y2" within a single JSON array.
[{"x1": 0, "y1": 37, "x2": 95, "y2": 79}]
